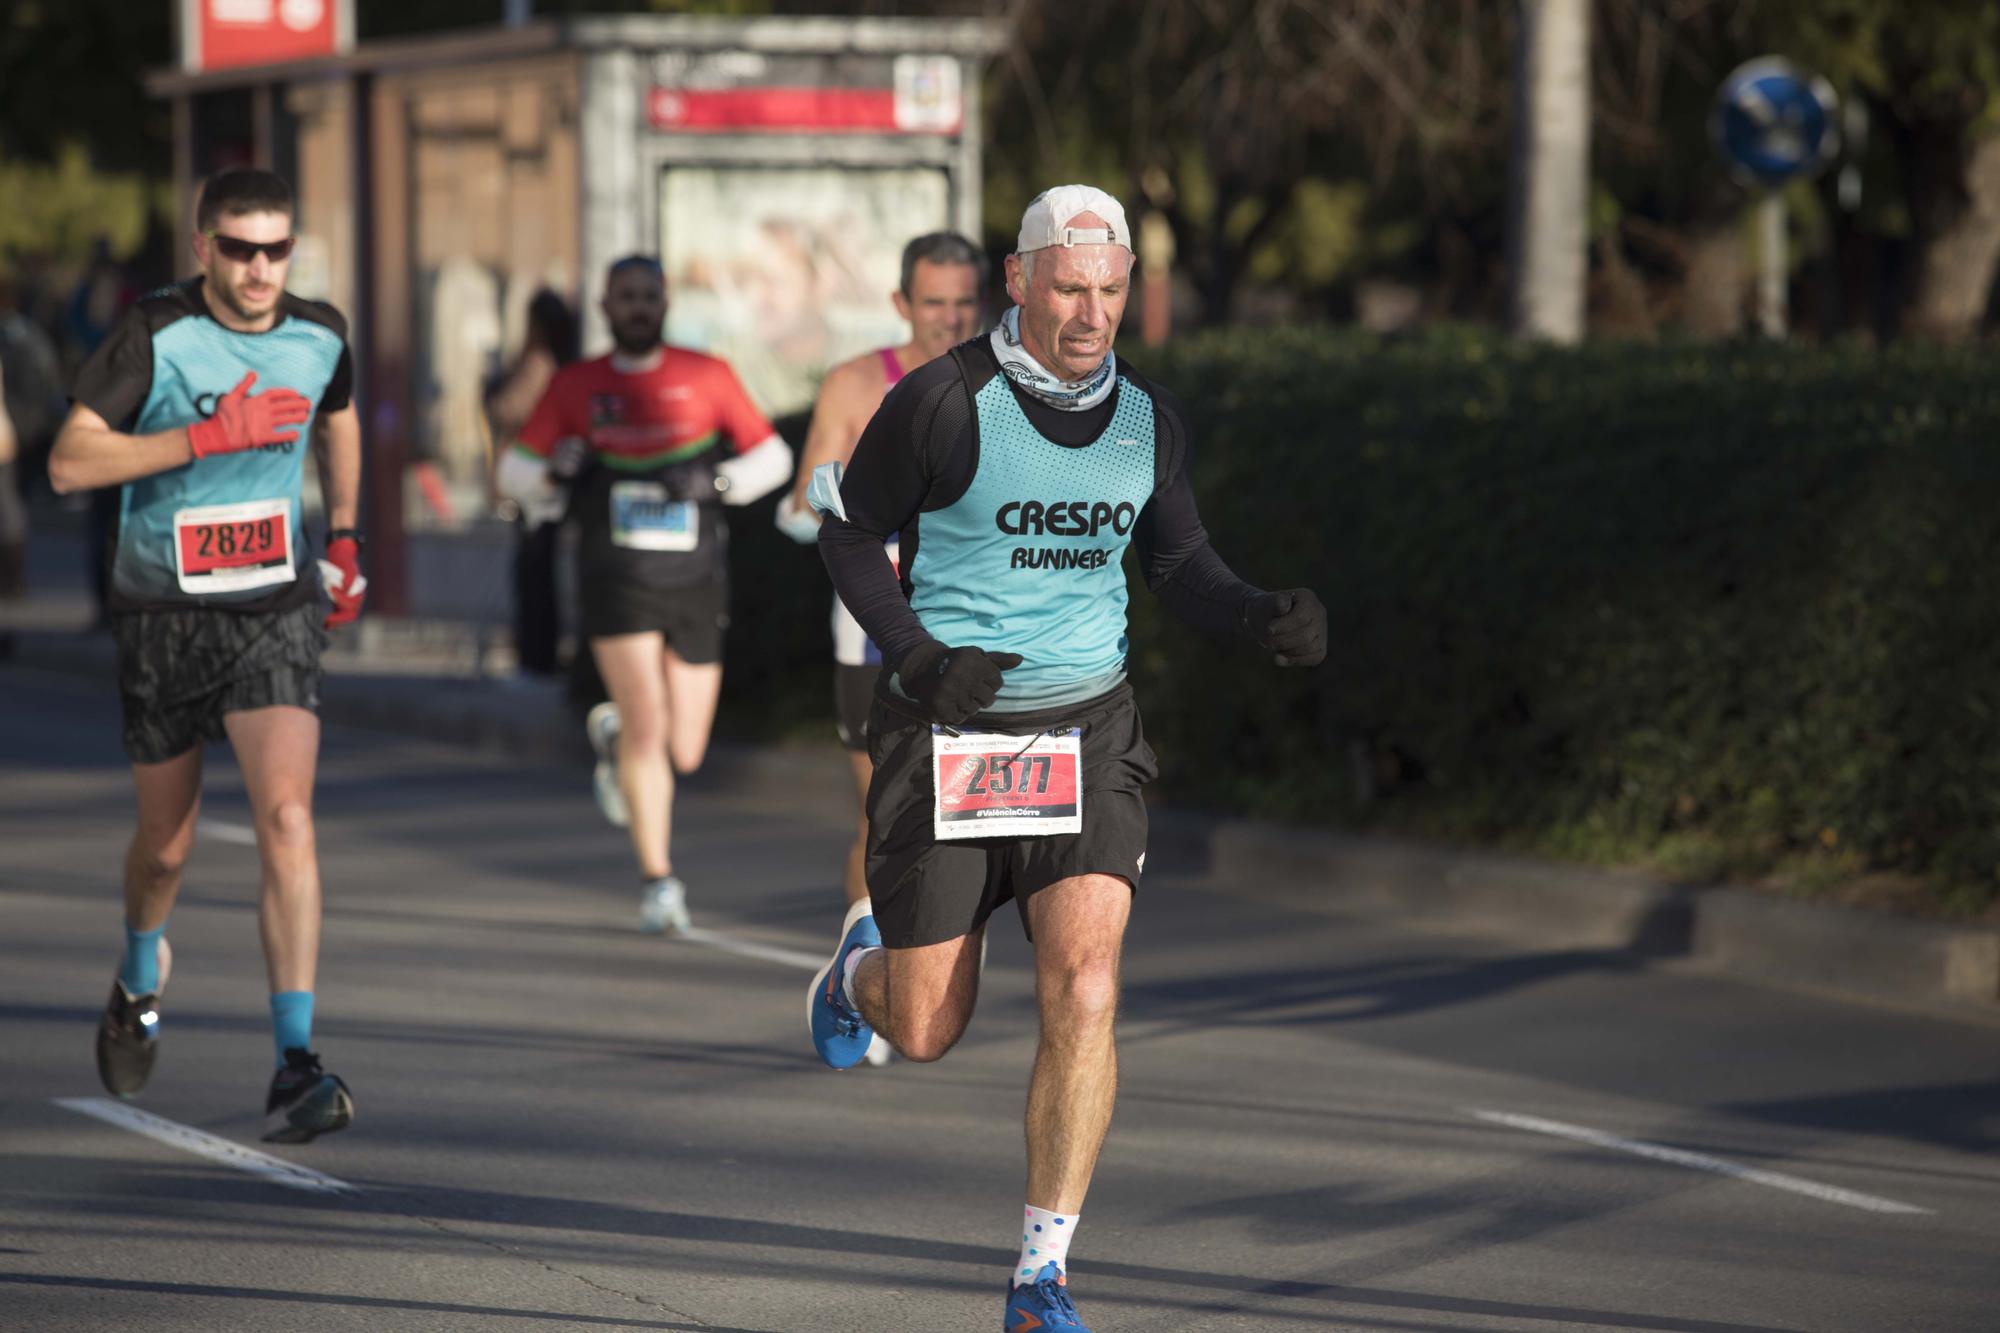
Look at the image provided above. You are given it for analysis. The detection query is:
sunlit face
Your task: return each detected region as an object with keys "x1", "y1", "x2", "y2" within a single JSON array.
[
  {"x1": 193, "y1": 209, "x2": 292, "y2": 325},
  {"x1": 603, "y1": 266, "x2": 667, "y2": 355},
  {"x1": 892, "y1": 259, "x2": 982, "y2": 363},
  {"x1": 1003, "y1": 213, "x2": 1132, "y2": 381}
]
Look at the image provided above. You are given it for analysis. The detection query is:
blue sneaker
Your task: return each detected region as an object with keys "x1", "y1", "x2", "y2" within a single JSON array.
[
  {"x1": 807, "y1": 899, "x2": 881, "y2": 1069},
  {"x1": 1005, "y1": 1262, "x2": 1090, "y2": 1330}
]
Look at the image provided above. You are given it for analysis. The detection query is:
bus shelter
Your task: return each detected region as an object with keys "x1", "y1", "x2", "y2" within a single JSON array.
[{"x1": 147, "y1": 13, "x2": 1003, "y2": 612}]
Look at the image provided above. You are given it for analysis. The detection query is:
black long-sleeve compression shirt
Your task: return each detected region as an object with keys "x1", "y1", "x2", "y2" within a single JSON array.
[{"x1": 817, "y1": 335, "x2": 1262, "y2": 677}]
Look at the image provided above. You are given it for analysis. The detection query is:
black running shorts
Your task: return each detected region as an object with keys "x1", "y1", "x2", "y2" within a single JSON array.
[
  {"x1": 835, "y1": 663, "x2": 880, "y2": 751},
  {"x1": 864, "y1": 682, "x2": 1157, "y2": 949},
  {"x1": 581, "y1": 575, "x2": 729, "y2": 664},
  {"x1": 114, "y1": 603, "x2": 327, "y2": 764}
]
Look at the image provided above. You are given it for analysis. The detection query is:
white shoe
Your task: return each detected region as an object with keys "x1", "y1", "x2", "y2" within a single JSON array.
[
  {"x1": 639, "y1": 876, "x2": 690, "y2": 935},
  {"x1": 586, "y1": 702, "x2": 629, "y2": 828},
  {"x1": 862, "y1": 1032, "x2": 895, "y2": 1067}
]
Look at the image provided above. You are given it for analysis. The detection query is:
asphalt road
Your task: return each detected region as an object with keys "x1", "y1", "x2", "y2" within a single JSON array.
[{"x1": 2, "y1": 666, "x2": 1996, "y2": 1332}]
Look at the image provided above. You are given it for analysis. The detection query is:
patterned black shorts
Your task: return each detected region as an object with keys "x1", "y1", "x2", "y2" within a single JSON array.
[{"x1": 113, "y1": 603, "x2": 326, "y2": 764}]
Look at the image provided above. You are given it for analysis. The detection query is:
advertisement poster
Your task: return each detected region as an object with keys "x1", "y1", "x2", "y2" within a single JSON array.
[{"x1": 658, "y1": 166, "x2": 954, "y2": 418}]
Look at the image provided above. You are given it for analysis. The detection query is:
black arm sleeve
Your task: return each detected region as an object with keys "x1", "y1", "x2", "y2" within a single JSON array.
[
  {"x1": 69, "y1": 306, "x2": 154, "y2": 429},
  {"x1": 1135, "y1": 386, "x2": 1264, "y2": 638},
  {"x1": 817, "y1": 366, "x2": 969, "y2": 671},
  {"x1": 322, "y1": 345, "x2": 354, "y2": 413}
]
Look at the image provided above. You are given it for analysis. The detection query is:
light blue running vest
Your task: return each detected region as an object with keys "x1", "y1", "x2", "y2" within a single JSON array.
[
  {"x1": 906, "y1": 371, "x2": 1157, "y2": 710},
  {"x1": 113, "y1": 305, "x2": 346, "y2": 608}
]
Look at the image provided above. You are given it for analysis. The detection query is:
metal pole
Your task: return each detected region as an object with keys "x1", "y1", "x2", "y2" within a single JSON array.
[{"x1": 1757, "y1": 192, "x2": 1787, "y2": 339}]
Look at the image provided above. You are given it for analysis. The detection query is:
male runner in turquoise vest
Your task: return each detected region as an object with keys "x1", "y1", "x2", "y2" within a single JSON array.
[
  {"x1": 806, "y1": 185, "x2": 1327, "y2": 1331},
  {"x1": 779, "y1": 233, "x2": 985, "y2": 1069},
  {"x1": 52, "y1": 167, "x2": 365, "y2": 1143}
]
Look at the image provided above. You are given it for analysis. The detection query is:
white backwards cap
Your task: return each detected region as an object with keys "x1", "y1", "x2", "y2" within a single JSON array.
[{"x1": 1016, "y1": 184, "x2": 1133, "y2": 253}]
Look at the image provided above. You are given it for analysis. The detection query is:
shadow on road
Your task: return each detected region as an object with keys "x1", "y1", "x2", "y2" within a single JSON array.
[
  {"x1": 1122, "y1": 949, "x2": 1636, "y2": 1032},
  {"x1": 0, "y1": 1272, "x2": 764, "y2": 1331}
]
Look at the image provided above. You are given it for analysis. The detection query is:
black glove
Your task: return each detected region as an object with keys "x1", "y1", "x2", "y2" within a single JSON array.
[
  {"x1": 548, "y1": 436, "x2": 589, "y2": 482},
  {"x1": 664, "y1": 459, "x2": 722, "y2": 502},
  {"x1": 898, "y1": 640, "x2": 1025, "y2": 726},
  {"x1": 1242, "y1": 589, "x2": 1327, "y2": 667}
]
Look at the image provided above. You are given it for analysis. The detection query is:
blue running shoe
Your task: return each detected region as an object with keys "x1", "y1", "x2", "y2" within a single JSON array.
[
  {"x1": 1005, "y1": 1262, "x2": 1090, "y2": 1331},
  {"x1": 807, "y1": 899, "x2": 881, "y2": 1069}
]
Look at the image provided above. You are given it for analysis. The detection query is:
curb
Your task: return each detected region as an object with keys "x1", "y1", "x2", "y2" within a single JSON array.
[
  {"x1": 1210, "y1": 817, "x2": 1999, "y2": 1014},
  {"x1": 10, "y1": 626, "x2": 1995, "y2": 1017}
]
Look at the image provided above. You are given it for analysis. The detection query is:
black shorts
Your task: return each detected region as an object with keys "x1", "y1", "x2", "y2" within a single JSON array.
[
  {"x1": 864, "y1": 682, "x2": 1157, "y2": 949},
  {"x1": 835, "y1": 663, "x2": 881, "y2": 751},
  {"x1": 581, "y1": 575, "x2": 729, "y2": 664},
  {"x1": 114, "y1": 602, "x2": 326, "y2": 764}
]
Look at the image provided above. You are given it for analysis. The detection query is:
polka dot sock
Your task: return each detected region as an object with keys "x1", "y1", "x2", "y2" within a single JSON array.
[{"x1": 1013, "y1": 1204, "x2": 1078, "y2": 1287}]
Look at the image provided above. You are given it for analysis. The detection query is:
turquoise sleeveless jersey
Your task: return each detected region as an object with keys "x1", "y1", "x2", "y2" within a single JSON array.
[
  {"x1": 907, "y1": 373, "x2": 1157, "y2": 709},
  {"x1": 81, "y1": 283, "x2": 350, "y2": 611}
]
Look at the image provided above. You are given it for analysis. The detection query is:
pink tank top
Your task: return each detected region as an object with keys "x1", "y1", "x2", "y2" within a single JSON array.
[{"x1": 878, "y1": 347, "x2": 905, "y2": 386}]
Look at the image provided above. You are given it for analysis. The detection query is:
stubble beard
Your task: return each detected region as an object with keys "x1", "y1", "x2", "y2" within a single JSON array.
[{"x1": 612, "y1": 321, "x2": 663, "y2": 357}]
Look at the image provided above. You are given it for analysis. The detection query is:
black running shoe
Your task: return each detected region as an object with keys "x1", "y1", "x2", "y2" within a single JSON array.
[
  {"x1": 95, "y1": 981, "x2": 162, "y2": 1099},
  {"x1": 262, "y1": 1047, "x2": 354, "y2": 1144}
]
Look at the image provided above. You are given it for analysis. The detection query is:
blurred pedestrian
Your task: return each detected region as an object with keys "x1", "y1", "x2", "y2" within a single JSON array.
[
  {"x1": 486, "y1": 288, "x2": 579, "y2": 677},
  {"x1": 0, "y1": 274, "x2": 66, "y2": 475},
  {"x1": 0, "y1": 357, "x2": 26, "y2": 632},
  {"x1": 61, "y1": 243, "x2": 137, "y2": 625},
  {"x1": 495, "y1": 255, "x2": 793, "y2": 936}
]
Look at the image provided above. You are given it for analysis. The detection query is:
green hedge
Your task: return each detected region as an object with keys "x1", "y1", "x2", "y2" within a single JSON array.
[{"x1": 724, "y1": 330, "x2": 2000, "y2": 915}]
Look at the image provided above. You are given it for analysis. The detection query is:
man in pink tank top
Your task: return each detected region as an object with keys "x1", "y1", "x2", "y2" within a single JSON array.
[{"x1": 780, "y1": 232, "x2": 985, "y2": 1061}]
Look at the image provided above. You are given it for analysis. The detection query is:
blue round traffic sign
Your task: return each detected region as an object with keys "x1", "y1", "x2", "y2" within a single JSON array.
[{"x1": 1711, "y1": 58, "x2": 1838, "y2": 189}]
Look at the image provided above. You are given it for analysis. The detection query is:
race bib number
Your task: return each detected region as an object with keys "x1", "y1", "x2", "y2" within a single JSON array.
[
  {"x1": 172, "y1": 497, "x2": 295, "y2": 595},
  {"x1": 611, "y1": 482, "x2": 699, "y2": 551},
  {"x1": 932, "y1": 727, "x2": 1083, "y2": 840}
]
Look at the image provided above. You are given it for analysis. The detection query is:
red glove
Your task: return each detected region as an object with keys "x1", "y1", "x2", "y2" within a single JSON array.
[
  {"x1": 188, "y1": 372, "x2": 312, "y2": 459},
  {"x1": 317, "y1": 535, "x2": 367, "y2": 629}
]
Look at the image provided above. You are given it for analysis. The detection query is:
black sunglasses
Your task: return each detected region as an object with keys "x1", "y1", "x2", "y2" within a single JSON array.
[{"x1": 206, "y1": 231, "x2": 296, "y2": 263}]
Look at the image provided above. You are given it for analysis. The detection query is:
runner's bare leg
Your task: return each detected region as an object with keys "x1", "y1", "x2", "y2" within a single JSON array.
[
  {"x1": 843, "y1": 750, "x2": 873, "y2": 907},
  {"x1": 125, "y1": 749, "x2": 204, "y2": 933},
  {"x1": 660, "y1": 646, "x2": 721, "y2": 775},
  {"x1": 593, "y1": 633, "x2": 673, "y2": 878},
  {"x1": 849, "y1": 924, "x2": 985, "y2": 1061},
  {"x1": 223, "y1": 705, "x2": 323, "y2": 993},
  {"x1": 1022, "y1": 872, "x2": 1130, "y2": 1213}
]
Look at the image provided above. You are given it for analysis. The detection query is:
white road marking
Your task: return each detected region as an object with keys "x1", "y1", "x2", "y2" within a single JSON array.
[
  {"x1": 197, "y1": 818, "x2": 258, "y2": 846},
  {"x1": 54, "y1": 1098, "x2": 359, "y2": 1196},
  {"x1": 676, "y1": 925, "x2": 823, "y2": 972},
  {"x1": 1471, "y1": 1108, "x2": 1930, "y2": 1215}
]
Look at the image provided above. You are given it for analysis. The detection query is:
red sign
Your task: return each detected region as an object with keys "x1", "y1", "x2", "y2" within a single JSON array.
[
  {"x1": 184, "y1": 0, "x2": 349, "y2": 73},
  {"x1": 648, "y1": 74, "x2": 963, "y2": 135}
]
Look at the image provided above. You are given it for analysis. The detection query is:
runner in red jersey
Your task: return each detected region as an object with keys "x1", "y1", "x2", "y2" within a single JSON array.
[{"x1": 499, "y1": 256, "x2": 792, "y2": 933}]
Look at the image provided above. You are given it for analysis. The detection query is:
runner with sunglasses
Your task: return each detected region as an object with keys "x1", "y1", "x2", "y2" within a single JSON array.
[{"x1": 50, "y1": 167, "x2": 364, "y2": 1143}]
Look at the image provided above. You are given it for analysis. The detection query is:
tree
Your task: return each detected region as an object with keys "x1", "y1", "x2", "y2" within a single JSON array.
[
  {"x1": 1781, "y1": 1, "x2": 2000, "y2": 341},
  {"x1": 1507, "y1": 0, "x2": 1593, "y2": 341}
]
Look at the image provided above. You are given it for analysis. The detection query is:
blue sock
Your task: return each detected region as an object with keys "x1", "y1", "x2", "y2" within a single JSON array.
[
  {"x1": 270, "y1": 991, "x2": 314, "y2": 1066},
  {"x1": 120, "y1": 924, "x2": 166, "y2": 996}
]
